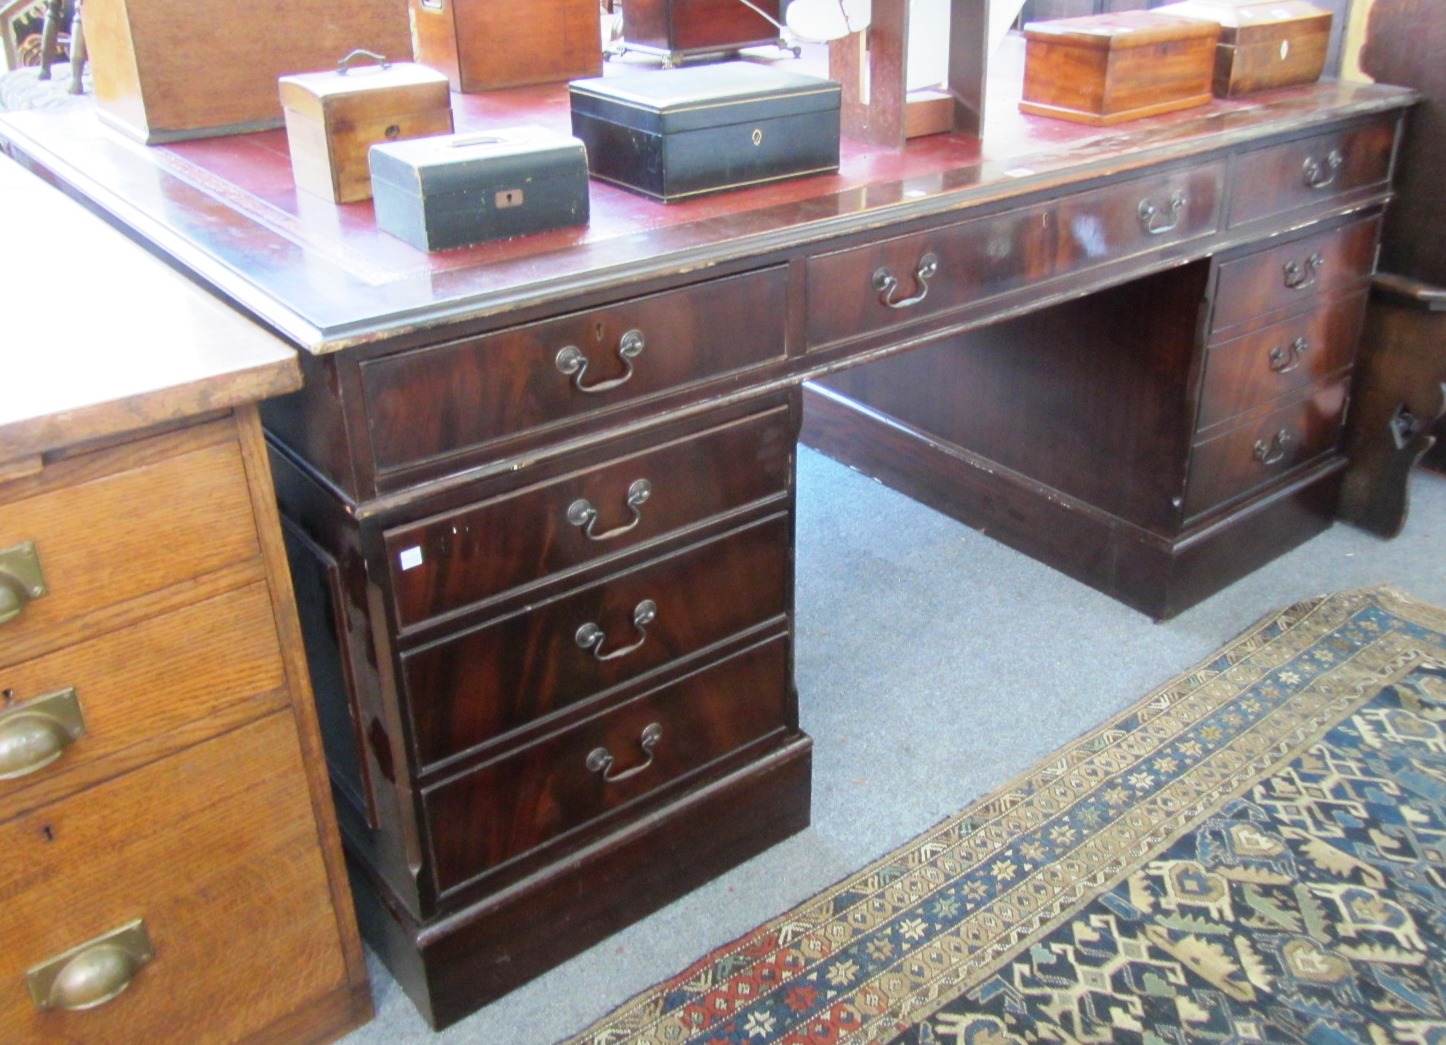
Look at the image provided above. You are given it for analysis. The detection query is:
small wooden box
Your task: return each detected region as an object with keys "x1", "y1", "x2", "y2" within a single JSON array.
[
  {"x1": 1020, "y1": 11, "x2": 1221, "y2": 125},
  {"x1": 409, "y1": 0, "x2": 602, "y2": 93},
  {"x1": 1155, "y1": 0, "x2": 1330, "y2": 97},
  {"x1": 617, "y1": 0, "x2": 786, "y2": 65},
  {"x1": 280, "y1": 55, "x2": 454, "y2": 205},
  {"x1": 369, "y1": 127, "x2": 590, "y2": 251},
  {"x1": 569, "y1": 62, "x2": 841, "y2": 202},
  {"x1": 82, "y1": 0, "x2": 413, "y2": 144}
]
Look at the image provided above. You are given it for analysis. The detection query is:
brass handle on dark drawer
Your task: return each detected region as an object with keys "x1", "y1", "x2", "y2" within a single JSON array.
[
  {"x1": 555, "y1": 329, "x2": 645, "y2": 394},
  {"x1": 0, "y1": 540, "x2": 47, "y2": 626},
  {"x1": 1302, "y1": 149, "x2": 1344, "y2": 190},
  {"x1": 1283, "y1": 252, "x2": 1323, "y2": 290},
  {"x1": 567, "y1": 478, "x2": 652, "y2": 541},
  {"x1": 587, "y1": 722, "x2": 662, "y2": 784},
  {"x1": 1267, "y1": 336, "x2": 1310, "y2": 374},
  {"x1": 27, "y1": 920, "x2": 153, "y2": 1012},
  {"x1": 575, "y1": 599, "x2": 657, "y2": 661},
  {"x1": 1253, "y1": 428, "x2": 1293, "y2": 466},
  {"x1": 0, "y1": 688, "x2": 85, "y2": 780},
  {"x1": 1138, "y1": 191, "x2": 1187, "y2": 236},
  {"x1": 872, "y1": 252, "x2": 938, "y2": 309}
]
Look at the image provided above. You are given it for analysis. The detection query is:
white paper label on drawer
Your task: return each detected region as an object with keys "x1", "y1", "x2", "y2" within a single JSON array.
[{"x1": 399, "y1": 546, "x2": 425, "y2": 571}]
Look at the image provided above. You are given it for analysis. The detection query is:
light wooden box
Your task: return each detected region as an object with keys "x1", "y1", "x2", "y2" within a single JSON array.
[
  {"x1": 1020, "y1": 10, "x2": 1220, "y2": 125},
  {"x1": 279, "y1": 56, "x2": 453, "y2": 204},
  {"x1": 82, "y1": 0, "x2": 413, "y2": 143},
  {"x1": 1155, "y1": 0, "x2": 1330, "y2": 97},
  {"x1": 408, "y1": 0, "x2": 601, "y2": 93}
]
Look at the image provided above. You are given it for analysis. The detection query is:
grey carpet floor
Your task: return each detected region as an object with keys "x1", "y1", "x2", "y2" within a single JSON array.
[{"x1": 335, "y1": 445, "x2": 1446, "y2": 1045}]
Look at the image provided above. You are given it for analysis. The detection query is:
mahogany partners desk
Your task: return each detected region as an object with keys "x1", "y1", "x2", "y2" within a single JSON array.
[{"x1": 0, "y1": 73, "x2": 1415, "y2": 1029}]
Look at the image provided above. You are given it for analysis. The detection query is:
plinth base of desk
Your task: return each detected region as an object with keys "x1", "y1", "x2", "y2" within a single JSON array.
[
  {"x1": 350, "y1": 733, "x2": 813, "y2": 1030},
  {"x1": 801, "y1": 384, "x2": 1342, "y2": 620}
]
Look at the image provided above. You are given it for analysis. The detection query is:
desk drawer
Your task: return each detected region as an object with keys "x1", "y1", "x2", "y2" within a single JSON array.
[
  {"x1": 1183, "y1": 379, "x2": 1348, "y2": 517},
  {"x1": 1196, "y1": 291, "x2": 1365, "y2": 432},
  {"x1": 361, "y1": 266, "x2": 787, "y2": 474},
  {"x1": 1227, "y1": 117, "x2": 1397, "y2": 228},
  {"x1": 805, "y1": 164, "x2": 1222, "y2": 348},
  {"x1": 424, "y1": 633, "x2": 789, "y2": 895},
  {"x1": 0, "y1": 582, "x2": 284, "y2": 809},
  {"x1": 0, "y1": 428, "x2": 260, "y2": 663},
  {"x1": 0, "y1": 712, "x2": 350, "y2": 1044},
  {"x1": 401, "y1": 513, "x2": 790, "y2": 768},
  {"x1": 1210, "y1": 216, "x2": 1379, "y2": 334},
  {"x1": 385, "y1": 405, "x2": 792, "y2": 627}
]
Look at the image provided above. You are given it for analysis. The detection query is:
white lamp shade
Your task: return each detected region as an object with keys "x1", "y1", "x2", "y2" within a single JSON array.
[{"x1": 784, "y1": 0, "x2": 873, "y2": 42}]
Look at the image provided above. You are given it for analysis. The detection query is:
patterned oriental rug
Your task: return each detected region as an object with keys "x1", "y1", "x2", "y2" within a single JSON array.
[{"x1": 561, "y1": 587, "x2": 1446, "y2": 1045}]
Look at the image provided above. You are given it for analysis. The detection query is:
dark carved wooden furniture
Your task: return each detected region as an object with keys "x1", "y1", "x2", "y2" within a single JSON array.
[
  {"x1": 0, "y1": 68, "x2": 1414, "y2": 1029},
  {"x1": 1337, "y1": 0, "x2": 1446, "y2": 535}
]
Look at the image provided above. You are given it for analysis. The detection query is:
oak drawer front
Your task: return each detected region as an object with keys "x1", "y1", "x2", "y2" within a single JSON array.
[
  {"x1": 0, "y1": 433, "x2": 260, "y2": 662},
  {"x1": 1, "y1": 712, "x2": 350, "y2": 1043},
  {"x1": 385, "y1": 405, "x2": 793, "y2": 627},
  {"x1": 805, "y1": 164, "x2": 1222, "y2": 348},
  {"x1": 0, "y1": 582, "x2": 285, "y2": 808},
  {"x1": 424, "y1": 633, "x2": 789, "y2": 895},
  {"x1": 1210, "y1": 216, "x2": 1379, "y2": 334},
  {"x1": 402, "y1": 513, "x2": 790, "y2": 768},
  {"x1": 1227, "y1": 117, "x2": 1397, "y2": 228},
  {"x1": 361, "y1": 266, "x2": 787, "y2": 473},
  {"x1": 1196, "y1": 291, "x2": 1366, "y2": 432},
  {"x1": 1183, "y1": 380, "x2": 1349, "y2": 517}
]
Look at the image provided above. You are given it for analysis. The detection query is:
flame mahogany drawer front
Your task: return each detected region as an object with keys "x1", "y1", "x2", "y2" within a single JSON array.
[
  {"x1": 1183, "y1": 378, "x2": 1349, "y2": 517},
  {"x1": 385, "y1": 404, "x2": 793, "y2": 628},
  {"x1": 0, "y1": 712, "x2": 350, "y2": 1042},
  {"x1": 360, "y1": 265, "x2": 787, "y2": 476},
  {"x1": 402, "y1": 513, "x2": 790, "y2": 769},
  {"x1": 423, "y1": 634, "x2": 790, "y2": 896},
  {"x1": 806, "y1": 163, "x2": 1224, "y2": 349},
  {"x1": 1196, "y1": 291, "x2": 1366, "y2": 432},
  {"x1": 1227, "y1": 117, "x2": 1398, "y2": 228},
  {"x1": 1209, "y1": 215, "x2": 1380, "y2": 334}
]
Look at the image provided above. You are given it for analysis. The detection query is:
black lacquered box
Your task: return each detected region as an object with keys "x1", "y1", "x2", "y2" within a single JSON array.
[
  {"x1": 369, "y1": 127, "x2": 590, "y2": 251},
  {"x1": 568, "y1": 62, "x2": 841, "y2": 202}
]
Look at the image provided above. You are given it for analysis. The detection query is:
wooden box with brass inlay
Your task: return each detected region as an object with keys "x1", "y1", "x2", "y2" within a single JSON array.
[
  {"x1": 82, "y1": 0, "x2": 413, "y2": 143},
  {"x1": 1020, "y1": 11, "x2": 1221, "y2": 125},
  {"x1": 1156, "y1": 0, "x2": 1330, "y2": 97},
  {"x1": 280, "y1": 54, "x2": 453, "y2": 205}
]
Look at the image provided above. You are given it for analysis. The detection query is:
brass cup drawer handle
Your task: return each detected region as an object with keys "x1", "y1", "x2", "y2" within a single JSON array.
[
  {"x1": 1138, "y1": 191, "x2": 1187, "y2": 236},
  {"x1": 1283, "y1": 252, "x2": 1324, "y2": 290},
  {"x1": 587, "y1": 722, "x2": 663, "y2": 784},
  {"x1": 575, "y1": 599, "x2": 657, "y2": 661},
  {"x1": 555, "y1": 329, "x2": 645, "y2": 394},
  {"x1": 1302, "y1": 148, "x2": 1344, "y2": 190},
  {"x1": 27, "y1": 920, "x2": 153, "y2": 1012},
  {"x1": 567, "y1": 478, "x2": 652, "y2": 542},
  {"x1": 0, "y1": 687, "x2": 86, "y2": 780},
  {"x1": 1267, "y1": 336, "x2": 1310, "y2": 374},
  {"x1": 0, "y1": 540, "x2": 48, "y2": 626},
  {"x1": 872, "y1": 252, "x2": 939, "y2": 309},
  {"x1": 1253, "y1": 428, "x2": 1293, "y2": 466}
]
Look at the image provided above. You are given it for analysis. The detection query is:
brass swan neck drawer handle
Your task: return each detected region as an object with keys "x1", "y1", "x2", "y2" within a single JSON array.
[
  {"x1": 1267, "y1": 336, "x2": 1310, "y2": 374},
  {"x1": 0, "y1": 540, "x2": 47, "y2": 626},
  {"x1": 1302, "y1": 149, "x2": 1344, "y2": 190},
  {"x1": 0, "y1": 688, "x2": 85, "y2": 780},
  {"x1": 555, "y1": 329, "x2": 645, "y2": 394},
  {"x1": 872, "y1": 252, "x2": 939, "y2": 309},
  {"x1": 575, "y1": 599, "x2": 657, "y2": 661},
  {"x1": 1253, "y1": 428, "x2": 1293, "y2": 466},
  {"x1": 567, "y1": 478, "x2": 652, "y2": 541},
  {"x1": 27, "y1": 921, "x2": 153, "y2": 1012},
  {"x1": 1138, "y1": 191, "x2": 1187, "y2": 236},
  {"x1": 1283, "y1": 252, "x2": 1323, "y2": 290},
  {"x1": 587, "y1": 723, "x2": 663, "y2": 784}
]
